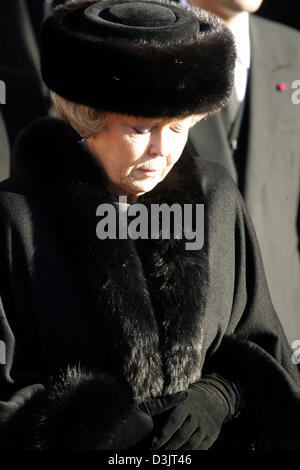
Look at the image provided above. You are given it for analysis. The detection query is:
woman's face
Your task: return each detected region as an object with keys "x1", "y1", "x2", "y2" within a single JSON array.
[
  {"x1": 87, "y1": 113, "x2": 198, "y2": 200},
  {"x1": 190, "y1": 0, "x2": 263, "y2": 15}
]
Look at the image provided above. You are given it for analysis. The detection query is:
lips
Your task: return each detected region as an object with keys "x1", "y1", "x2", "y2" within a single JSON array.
[
  {"x1": 136, "y1": 167, "x2": 162, "y2": 174},
  {"x1": 139, "y1": 169, "x2": 158, "y2": 173}
]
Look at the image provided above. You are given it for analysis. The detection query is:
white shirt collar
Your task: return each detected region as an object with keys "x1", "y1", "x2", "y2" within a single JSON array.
[
  {"x1": 178, "y1": 1, "x2": 251, "y2": 69},
  {"x1": 230, "y1": 12, "x2": 251, "y2": 70}
]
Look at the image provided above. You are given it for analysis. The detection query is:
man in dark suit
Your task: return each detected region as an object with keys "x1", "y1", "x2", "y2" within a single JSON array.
[
  {"x1": 0, "y1": 0, "x2": 50, "y2": 181},
  {"x1": 184, "y1": 0, "x2": 300, "y2": 344}
]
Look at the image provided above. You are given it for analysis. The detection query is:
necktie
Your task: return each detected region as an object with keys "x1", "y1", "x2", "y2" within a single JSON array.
[
  {"x1": 222, "y1": 86, "x2": 245, "y2": 152},
  {"x1": 224, "y1": 87, "x2": 240, "y2": 126}
]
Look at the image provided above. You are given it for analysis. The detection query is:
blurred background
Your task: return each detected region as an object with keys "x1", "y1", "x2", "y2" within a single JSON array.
[{"x1": 258, "y1": 0, "x2": 299, "y2": 30}]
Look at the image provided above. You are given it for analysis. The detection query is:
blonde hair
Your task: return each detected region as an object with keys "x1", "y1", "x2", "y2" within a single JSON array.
[
  {"x1": 51, "y1": 91, "x2": 204, "y2": 137},
  {"x1": 50, "y1": 91, "x2": 107, "y2": 138}
]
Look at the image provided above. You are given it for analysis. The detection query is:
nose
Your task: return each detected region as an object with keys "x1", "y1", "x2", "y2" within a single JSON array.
[{"x1": 148, "y1": 128, "x2": 170, "y2": 157}]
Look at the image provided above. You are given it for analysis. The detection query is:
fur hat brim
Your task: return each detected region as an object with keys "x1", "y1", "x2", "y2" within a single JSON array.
[{"x1": 41, "y1": 0, "x2": 236, "y2": 117}]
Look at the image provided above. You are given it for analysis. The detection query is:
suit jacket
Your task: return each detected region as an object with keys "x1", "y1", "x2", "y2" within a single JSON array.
[
  {"x1": 0, "y1": 0, "x2": 49, "y2": 180},
  {"x1": 0, "y1": 117, "x2": 300, "y2": 449},
  {"x1": 0, "y1": 111, "x2": 9, "y2": 181},
  {"x1": 188, "y1": 15, "x2": 300, "y2": 344}
]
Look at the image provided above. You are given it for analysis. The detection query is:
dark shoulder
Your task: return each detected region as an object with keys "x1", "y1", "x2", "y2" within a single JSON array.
[
  {"x1": 192, "y1": 157, "x2": 239, "y2": 191},
  {"x1": 0, "y1": 172, "x2": 29, "y2": 193},
  {"x1": 191, "y1": 157, "x2": 244, "y2": 210},
  {"x1": 182, "y1": 144, "x2": 240, "y2": 197},
  {"x1": 0, "y1": 173, "x2": 37, "y2": 226}
]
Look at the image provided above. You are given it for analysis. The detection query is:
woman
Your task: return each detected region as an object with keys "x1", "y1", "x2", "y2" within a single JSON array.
[{"x1": 0, "y1": 0, "x2": 299, "y2": 450}]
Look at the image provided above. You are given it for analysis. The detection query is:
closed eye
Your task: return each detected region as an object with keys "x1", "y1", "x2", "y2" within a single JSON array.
[
  {"x1": 132, "y1": 127, "x2": 152, "y2": 134},
  {"x1": 171, "y1": 126, "x2": 186, "y2": 134}
]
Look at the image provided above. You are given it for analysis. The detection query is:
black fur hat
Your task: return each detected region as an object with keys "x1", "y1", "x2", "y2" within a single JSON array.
[{"x1": 41, "y1": 0, "x2": 236, "y2": 117}]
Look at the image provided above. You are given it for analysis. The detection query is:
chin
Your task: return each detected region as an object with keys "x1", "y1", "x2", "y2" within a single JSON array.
[
  {"x1": 135, "y1": 182, "x2": 159, "y2": 195},
  {"x1": 133, "y1": 176, "x2": 164, "y2": 195},
  {"x1": 234, "y1": 0, "x2": 263, "y2": 13}
]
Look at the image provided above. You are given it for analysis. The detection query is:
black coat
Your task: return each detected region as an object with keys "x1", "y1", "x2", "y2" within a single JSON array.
[
  {"x1": 0, "y1": 117, "x2": 300, "y2": 450},
  {"x1": 188, "y1": 15, "x2": 300, "y2": 343}
]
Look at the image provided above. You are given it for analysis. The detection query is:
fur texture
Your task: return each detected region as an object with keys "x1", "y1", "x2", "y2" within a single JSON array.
[
  {"x1": 4, "y1": 116, "x2": 300, "y2": 450},
  {"x1": 14, "y1": 117, "x2": 209, "y2": 404},
  {"x1": 41, "y1": 0, "x2": 236, "y2": 117},
  {"x1": 33, "y1": 367, "x2": 153, "y2": 450}
]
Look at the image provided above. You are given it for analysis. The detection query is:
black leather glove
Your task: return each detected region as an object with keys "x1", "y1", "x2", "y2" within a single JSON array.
[{"x1": 143, "y1": 373, "x2": 240, "y2": 450}]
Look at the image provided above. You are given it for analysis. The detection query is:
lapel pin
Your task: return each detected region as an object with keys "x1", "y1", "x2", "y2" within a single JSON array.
[{"x1": 277, "y1": 82, "x2": 287, "y2": 91}]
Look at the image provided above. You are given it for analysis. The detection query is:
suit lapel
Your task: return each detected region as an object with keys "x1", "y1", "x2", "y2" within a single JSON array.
[
  {"x1": 244, "y1": 15, "x2": 292, "y2": 222},
  {"x1": 189, "y1": 14, "x2": 293, "y2": 207}
]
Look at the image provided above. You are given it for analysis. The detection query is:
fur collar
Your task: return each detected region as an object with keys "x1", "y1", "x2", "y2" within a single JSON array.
[{"x1": 14, "y1": 117, "x2": 209, "y2": 403}]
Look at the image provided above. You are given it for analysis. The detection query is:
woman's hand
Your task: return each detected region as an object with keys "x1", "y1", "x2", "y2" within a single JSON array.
[{"x1": 144, "y1": 374, "x2": 238, "y2": 450}]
